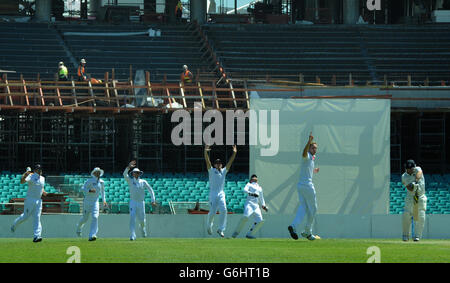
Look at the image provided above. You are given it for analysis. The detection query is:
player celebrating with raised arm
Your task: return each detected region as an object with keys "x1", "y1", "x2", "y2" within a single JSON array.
[
  {"x1": 11, "y1": 164, "x2": 47, "y2": 242},
  {"x1": 288, "y1": 132, "x2": 321, "y2": 241},
  {"x1": 401, "y1": 159, "x2": 427, "y2": 242},
  {"x1": 232, "y1": 174, "x2": 268, "y2": 239},
  {"x1": 204, "y1": 144, "x2": 237, "y2": 238},
  {"x1": 76, "y1": 167, "x2": 107, "y2": 241},
  {"x1": 124, "y1": 160, "x2": 156, "y2": 241}
]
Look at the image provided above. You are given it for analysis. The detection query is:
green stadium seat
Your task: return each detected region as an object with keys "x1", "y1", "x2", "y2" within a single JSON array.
[
  {"x1": 119, "y1": 203, "x2": 129, "y2": 214},
  {"x1": 69, "y1": 203, "x2": 80, "y2": 213}
]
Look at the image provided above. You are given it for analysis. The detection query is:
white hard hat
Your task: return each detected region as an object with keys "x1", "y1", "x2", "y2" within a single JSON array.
[
  {"x1": 183, "y1": 65, "x2": 188, "y2": 70},
  {"x1": 58, "y1": 61, "x2": 64, "y2": 66},
  {"x1": 80, "y1": 58, "x2": 86, "y2": 64},
  {"x1": 90, "y1": 167, "x2": 104, "y2": 177}
]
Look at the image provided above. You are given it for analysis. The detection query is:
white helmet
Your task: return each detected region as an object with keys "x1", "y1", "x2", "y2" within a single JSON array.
[{"x1": 80, "y1": 58, "x2": 86, "y2": 64}]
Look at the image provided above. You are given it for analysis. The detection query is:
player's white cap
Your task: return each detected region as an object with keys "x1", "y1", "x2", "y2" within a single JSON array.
[
  {"x1": 131, "y1": 168, "x2": 144, "y2": 176},
  {"x1": 91, "y1": 167, "x2": 104, "y2": 177}
]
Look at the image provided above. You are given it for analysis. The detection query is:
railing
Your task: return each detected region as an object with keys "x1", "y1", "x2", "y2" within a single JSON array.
[{"x1": 2, "y1": 72, "x2": 449, "y2": 114}]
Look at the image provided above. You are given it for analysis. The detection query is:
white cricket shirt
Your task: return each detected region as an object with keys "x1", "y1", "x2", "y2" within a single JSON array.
[
  {"x1": 401, "y1": 166, "x2": 426, "y2": 197},
  {"x1": 25, "y1": 173, "x2": 45, "y2": 200},
  {"x1": 81, "y1": 177, "x2": 105, "y2": 202},
  {"x1": 123, "y1": 168, "x2": 155, "y2": 202},
  {"x1": 243, "y1": 182, "x2": 266, "y2": 207},
  {"x1": 208, "y1": 167, "x2": 227, "y2": 195},
  {"x1": 298, "y1": 151, "x2": 315, "y2": 186}
]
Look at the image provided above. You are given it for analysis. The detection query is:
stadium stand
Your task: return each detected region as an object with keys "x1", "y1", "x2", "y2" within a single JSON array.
[
  {"x1": 57, "y1": 23, "x2": 216, "y2": 82},
  {"x1": 0, "y1": 23, "x2": 73, "y2": 81},
  {"x1": 1, "y1": 172, "x2": 448, "y2": 215},
  {"x1": 204, "y1": 25, "x2": 373, "y2": 85},
  {"x1": 203, "y1": 24, "x2": 450, "y2": 86},
  {"x1": 0, "y1": 22, "x2": 217, "y2": 83},
  {"x1": 362, "y1": 26, "x2": 450, "y2": 85}
]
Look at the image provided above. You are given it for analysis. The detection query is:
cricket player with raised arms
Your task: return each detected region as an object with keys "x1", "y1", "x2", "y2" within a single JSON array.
[
  {"x1": 204, "y1": 145, "x2": 237, "y2": 237},
  {"x1": 288, "y1": 132, "x2": 321, "y2": 241},
  {"x1": 124, "y1": 160, "x2": 156, "y2": 241}
]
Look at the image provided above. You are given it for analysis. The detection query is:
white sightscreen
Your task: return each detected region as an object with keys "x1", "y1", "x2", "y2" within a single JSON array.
[{"x1": 249, "y1": 98, "x2": 390, "y2": 215}]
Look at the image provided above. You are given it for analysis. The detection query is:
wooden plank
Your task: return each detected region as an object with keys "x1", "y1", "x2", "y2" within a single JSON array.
[
  {"x1": 179, "y1": 82, "x2": 187, "y2": 108},
  {"x1": 229, "y1": 81, "x2": 237, "y2": 108},
  {"x1": 146, "y1": 71, "x2": 155, "y2": 107},
  {"x1": 166, "y1": 87, "x2": 173, "y2": 108},
  {"x1": 71, "y1": 80, "x2": 79, "y2": 107},
  {"x1": 104, "y1": 72, "x2": 110, "y2": 105},
  {"x1": 88, "y1": 80, "x2": 96, "y2": 107},
  {"x1": 212, "y1": 81, "x2": 219, "y2": 109},
  {"x1": 197, "y1": 82, "x2": 205, "y2": 109},
  {"x1": 5, "y1": 78, "x2": 13, "y2": 106},
  {"x1": 22, "y1": 78, "x2": 30, "y2": 106},
  {"x1": 112, "y1": 80, "x2": 120, "y2": 107},
  {"x1": 243, "y1": 80, "x2": 250, "y2": 109},
  {"x1": 37, "y1": 81, "x2": 45, "y2": 106},
  {"x1": 56, "y1": 87, "x2": 63, "y2": 106}
]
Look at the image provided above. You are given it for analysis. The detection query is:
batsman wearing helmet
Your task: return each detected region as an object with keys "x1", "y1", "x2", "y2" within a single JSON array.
[{"x1": 401, "y1": 159, "x2": 427, "y2": 242}]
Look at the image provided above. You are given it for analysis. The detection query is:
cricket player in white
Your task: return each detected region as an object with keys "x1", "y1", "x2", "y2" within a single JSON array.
[
  {"x1": 76, "y1": 167, "x2": 107, "y2": 241},
  {"x1": 288, "y1": 132, "x2": 321, "y2": 241},
  {"x1": 204, "y1": 145, "x2": 237, "y2": 237},
  {"x1": 232, "y1": 174, "x2": 268, "y2": 239},
  {"x1": 124, "y1": 160, "x2": 156, "y2": 241},
  {"x1": 11, "y1": 164, "x2": 47, "y2": 242},
  {"x1": 401, "y1": 159, "x2": 427, "y2": 242}
]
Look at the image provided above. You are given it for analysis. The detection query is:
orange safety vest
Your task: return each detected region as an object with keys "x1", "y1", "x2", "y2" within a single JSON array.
[
  {"x1": 77, "y1": 65, "x2": 85, "y2": 79},
  {"x1": 182, "y1": 70, "x2": 192, "y2": 83}
]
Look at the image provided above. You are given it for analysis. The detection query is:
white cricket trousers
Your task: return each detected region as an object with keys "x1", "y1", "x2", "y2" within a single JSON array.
[
  {"x1": 207, "y1": 192, "x2": 227, "y2": 232},
  {"x1": 12, "y1": 198, "x2": 42, "y2": 238},
  {"x1": 77, "y1": 200, "x2": 99, "y2": 238},
  {"x1": 402, "y1": 194, "x2": 427, "y2": 239},
  {"x1": 129, "y1": 199, "x2": 146, "y2": 240},
  {"x1": 233, "y1": 201, "x2": 265, "y2": 237},
  {"x1": 291, "y1": 183, "x2": 317, "y2": 235}
]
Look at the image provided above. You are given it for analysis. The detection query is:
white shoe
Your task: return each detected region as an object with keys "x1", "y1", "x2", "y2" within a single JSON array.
[
  {"x1": 207, "y1": 226, "x2": 212, "y2": 235},
  {"x1": 306, "y1": 234, "x2": 320, "y2": 241},
  {"x1": 232, "y1": 232, "x2": 238, "y2": 238},
  {"x1": 413, "y1": 237, "x2": 420, "y2": 242},
  {"x1": 217, "y1": 230, "x2": 225, "y2": 238}
]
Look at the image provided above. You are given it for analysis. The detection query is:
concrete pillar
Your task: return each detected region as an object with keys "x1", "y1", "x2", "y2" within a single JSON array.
[
  {"x1": 35, "y1": 0, "x2": 52, "y2": 22},
  {"x1": 208, "y1": 0, "x2": 216, "y2": 14},
  {"x1": 191, "y1": 0, "x2": 207, "y2": 24},
  {"x1": 89, "y1": 0, "x2": 102, "y2": 18},
  {"x1": 343, "y1": 0, "x2": 360, "y2": 24}
]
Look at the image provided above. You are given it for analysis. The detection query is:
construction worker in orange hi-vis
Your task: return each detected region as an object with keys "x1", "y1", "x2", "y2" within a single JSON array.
[
  {"x1": 180, "y1": 65, "x2": 193, "y2": 85},
  {"x1": 77, "y1": 58, "x2": 87, "y2": 81},
  {"x1": 175, "y1": 0, "x2": 183, "y2": 23}
]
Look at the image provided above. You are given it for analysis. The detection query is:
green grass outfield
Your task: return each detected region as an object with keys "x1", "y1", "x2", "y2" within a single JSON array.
[{"x1": 0, "y1": 238, "x2": 449, "y2": 263}]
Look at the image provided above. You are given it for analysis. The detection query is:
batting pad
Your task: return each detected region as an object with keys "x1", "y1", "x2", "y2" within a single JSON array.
[{"x1": 249, "y1": 98, "x2": 390, "y2": 215}]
